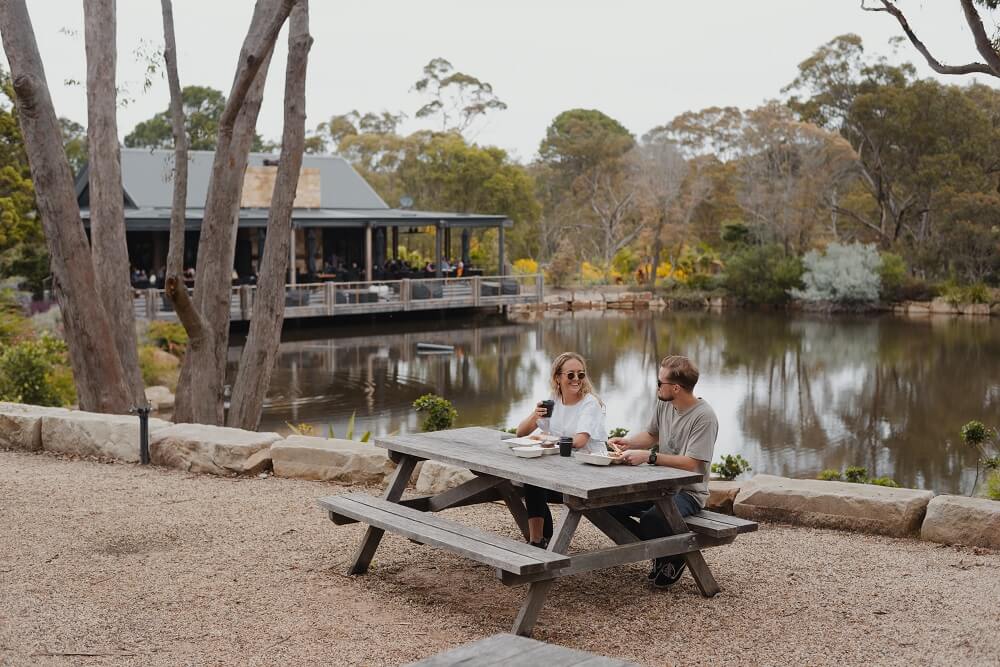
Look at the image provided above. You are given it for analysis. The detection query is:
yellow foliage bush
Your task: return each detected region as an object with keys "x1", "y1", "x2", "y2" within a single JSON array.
[{"x1": 512, "y1": 258, "x2": 538, "y2": 275}]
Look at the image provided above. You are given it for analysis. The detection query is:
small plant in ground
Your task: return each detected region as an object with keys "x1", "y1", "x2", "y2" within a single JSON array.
[
  {"x1": 413, "y1": 394, "x2": 457, "y2": 432},
  {"x1": 844, "y1": 466, "x2": 869, "y2": 484},
  {"x1": 817, "y1": 466, "x2": 899, "y2": 488},
  {"x1": 608, "y1": 427, "x2": 629, "y2": 439},
  {"x1": 286, "y1": 422, "x2": 316, "y2": 436},
  {"x1": 960, "y1": 420, "x2": 1000, "y2": 499},
  {"x1": 327, "y1": 411, "x2": 371, "y2": 442},
  {"x1": 146, "y1": 321, "x2": 189, "y2": 357},
  {"x1": 711, "y1": 454, "x2": 752, "y2": 481}
]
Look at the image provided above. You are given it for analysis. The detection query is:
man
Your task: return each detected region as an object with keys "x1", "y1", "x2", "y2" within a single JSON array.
[{"x1": 608, "y1": 355, "x2": 718, "y2": 589}]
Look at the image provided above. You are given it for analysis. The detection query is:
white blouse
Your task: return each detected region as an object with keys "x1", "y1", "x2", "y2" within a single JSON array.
[{"x1": 535, "y1": 393, "x2": 607, "y2": 454}]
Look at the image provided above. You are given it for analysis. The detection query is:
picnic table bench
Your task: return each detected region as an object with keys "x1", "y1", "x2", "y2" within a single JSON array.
[
  {"x1": 404, "y1": 633, "x2": 639, "y2": 666},
  {"x1": 318, "y1": 427, "x2": 757, "y2": 636}
]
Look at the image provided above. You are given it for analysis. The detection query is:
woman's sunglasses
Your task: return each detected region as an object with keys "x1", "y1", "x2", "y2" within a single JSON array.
[{"x1": 560, "y1": 371, "x2": 586, "y2": 381}]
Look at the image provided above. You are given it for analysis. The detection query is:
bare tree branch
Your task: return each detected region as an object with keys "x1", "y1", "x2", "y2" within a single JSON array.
[
  {"x1": 161, "y1": 0, "x2": 188, "y2": 282},
  {"x1": 862, "y1": 0, "x2": 997, "y2": 76}
]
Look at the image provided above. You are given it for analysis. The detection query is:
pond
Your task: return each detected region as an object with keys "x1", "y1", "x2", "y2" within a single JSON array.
[{"x1": 242, "y1": 310, "x2": 1000, "y2": 495}]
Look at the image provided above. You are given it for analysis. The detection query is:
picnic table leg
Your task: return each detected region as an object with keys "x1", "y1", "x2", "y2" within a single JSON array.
[
  {"x1": 495, "y1": 481, "x2": 531, "y2": 541},
  {"x1": 511, "y1": 508, "x2": 581, "y2": 637},
  {"x1": 347, "y1": 455, "x2": 418, "y2": 575},
  {"x1": 655, "y1": 497, "x2": 721, "y2": 597}
]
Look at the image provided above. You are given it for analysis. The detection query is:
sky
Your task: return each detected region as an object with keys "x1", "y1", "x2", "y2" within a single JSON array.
[{"x1": 8, "y1": 1, "x2": 998, "y2": 163}]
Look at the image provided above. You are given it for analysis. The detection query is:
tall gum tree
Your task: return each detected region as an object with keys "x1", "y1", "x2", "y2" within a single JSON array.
[
  {"x1": 84, "y1": 0, "x2": 146, "y2": 407},
  {"x1": 0, "y1": 0, "x2": 131, "y2": 413}
]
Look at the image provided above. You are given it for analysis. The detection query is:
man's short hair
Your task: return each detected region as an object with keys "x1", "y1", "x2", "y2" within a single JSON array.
[{"x1": 660, "y1": 355, "x2": 699, "y2": 391}]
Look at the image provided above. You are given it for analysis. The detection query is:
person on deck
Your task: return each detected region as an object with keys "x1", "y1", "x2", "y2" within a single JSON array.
[
  {"x1": 607, "y1": 355, "x2": 718, "y2": 589},
  {"x1": 515, "y1": 352, "x2": 607, "y2": 549}
]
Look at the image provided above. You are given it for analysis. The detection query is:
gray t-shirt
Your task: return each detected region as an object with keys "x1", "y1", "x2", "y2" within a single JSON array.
[{"x1": 645, "y1": 398, "x2": 718, "y2": 507}]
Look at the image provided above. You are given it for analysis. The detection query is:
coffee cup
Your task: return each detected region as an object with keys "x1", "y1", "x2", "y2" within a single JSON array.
[
  {"x1": 539, "y1": 399, "x2": 555, "y2": 418},
  {"x1": 558, "y1": 436, "x2": 573, "y2": 457}
]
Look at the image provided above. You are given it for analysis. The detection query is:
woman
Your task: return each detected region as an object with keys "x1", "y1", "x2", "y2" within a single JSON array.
[{"x1": 515, "y1": 352, "x2": 607, "y2": 548}]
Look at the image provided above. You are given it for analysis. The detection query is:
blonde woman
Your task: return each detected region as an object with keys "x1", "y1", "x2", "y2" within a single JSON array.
[{"x1": 515, "y1": 352, "x2": 607, "y2": 548}]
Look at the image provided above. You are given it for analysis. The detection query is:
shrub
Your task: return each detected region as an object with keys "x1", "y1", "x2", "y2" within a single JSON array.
[
  {"x1": 792, "y1": 242, "x2": 881, "y2": 305},
  {"x1": 0, "y1": 289, "x2": 31, "y2": 346},
  {"x1": 877, "y1": 252, "x2": 907, "y2": 301},
  {"x1": 545, "y1": 239, "x2": 578, "y2": 288},
  {"x1": 0, "y1": 334, "x2": 76, "y2": 407},
  {"x1": 869, "y1": 476, "x2": 900, "y2": 488},
  {"x1": 988, "y1": 472, "x2": 1000, "y2": 501},
  {"x1": 146, "y1": 321, "x2": 189, "y2": 357},
  {"x1": 413, "y1": 393, "x2": 457, "y2": 432},
  {"x1": 939, "y1": 279, "x2": 990, "y2": 305},
  {"x1": 960, "y1": 420, "x2": 1000, "y2": 499},
  {"x1": 608, "y1": 427, "x2": 629, "y2": 439},
  {"x1": 512, "y1": 258, "x2": 539, "y2": 275},
  {"x1": 723, "y1": 245, "x2": 803, "y2": 305},
  {"x1": 817, "y1": 469, "x2": 843, "y2": 481},
  {"x1": 138, "y1": 344, "x2": 180, "y2": 389},
  {"x1": 711, "y1": 454, "x2": 752, "y2": 481},
  {"x1": 843, "y1": 466, "x2": 869, "y2": 484},
  {"x1": 612, "y1": 248, "x2": 639, "y2": 279}
]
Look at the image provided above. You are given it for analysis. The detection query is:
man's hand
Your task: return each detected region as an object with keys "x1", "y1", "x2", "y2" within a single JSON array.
[
  {"x1": 619, "y1": 449, "x2": 649, "y2": 466},
  {"x1": 608, "y1": 437, "x2": 628, "y2": 451}
]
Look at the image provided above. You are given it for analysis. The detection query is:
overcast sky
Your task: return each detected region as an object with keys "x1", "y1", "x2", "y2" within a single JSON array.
[{"x1": 8, "y1": 1, "x2": 997, "y2": 162}]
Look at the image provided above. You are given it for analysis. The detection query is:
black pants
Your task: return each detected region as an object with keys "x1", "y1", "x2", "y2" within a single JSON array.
[
  {"x1": 523, "y1": 485, "x2": 563, "y2": 540},
  {"x1": 605, "y1": 491, "x2": 701, "y2": 542}
]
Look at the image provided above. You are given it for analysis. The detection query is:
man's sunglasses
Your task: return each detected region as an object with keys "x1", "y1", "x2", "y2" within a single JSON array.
[
  {"x1": 657, "y1": 379, "x2": 682, "y2": 388},
  {"x1": 560, "y1": 371, "x2": 586, "y2": 381}
]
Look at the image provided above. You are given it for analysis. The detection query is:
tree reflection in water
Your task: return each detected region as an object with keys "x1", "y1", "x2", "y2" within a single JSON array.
[{"x1": 242, "y1": 311, "x2": 998, "y2": 494}]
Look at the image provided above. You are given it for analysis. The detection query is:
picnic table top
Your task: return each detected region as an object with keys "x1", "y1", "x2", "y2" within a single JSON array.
[
  {"x1": 404, "y1": 633, "x2": 638, "y2": 666},
  {"x1": 375, "y1": 426, "x2": 701, "y2": 500}
]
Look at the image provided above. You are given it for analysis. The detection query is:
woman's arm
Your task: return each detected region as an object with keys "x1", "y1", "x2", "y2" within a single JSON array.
[{"x1": 516, "y1": 403, "x2": 548, "y2": 437}]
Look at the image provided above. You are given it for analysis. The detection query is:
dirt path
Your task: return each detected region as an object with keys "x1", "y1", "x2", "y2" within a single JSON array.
[{"x1": 1, "y1": 450, "x2": 998, "y2": 666}]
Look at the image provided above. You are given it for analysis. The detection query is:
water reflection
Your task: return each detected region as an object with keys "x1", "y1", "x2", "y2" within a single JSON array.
[{"x1": 238, "y1": 311, "x2": 1000, "y2": 494}]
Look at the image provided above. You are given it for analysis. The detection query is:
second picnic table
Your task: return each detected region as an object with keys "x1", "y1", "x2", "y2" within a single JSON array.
[{"x1": 319, "y1": 427, "x2": 756, "y2": 636}]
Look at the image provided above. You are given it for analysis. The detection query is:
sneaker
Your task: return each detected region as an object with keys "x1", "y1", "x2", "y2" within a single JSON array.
[
  {"x1": 652, "y1": 559, "x2": 686, "y2": 588},
  {"x1": 528, "y1": 537, "x2": 549, "y2": 550},
  {"x1": 646, "y1": 558, "x2": 665, "y2": 581}
]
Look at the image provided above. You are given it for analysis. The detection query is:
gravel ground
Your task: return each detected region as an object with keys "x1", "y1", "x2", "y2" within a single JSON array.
[{"x1": 1, "y1": 450, "x2": 999, "y2": 667}]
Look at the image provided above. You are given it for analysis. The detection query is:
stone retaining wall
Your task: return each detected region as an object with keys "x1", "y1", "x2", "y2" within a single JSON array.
[{"x1": 2, "y1": 402, "x2": 997, "y2": 548}]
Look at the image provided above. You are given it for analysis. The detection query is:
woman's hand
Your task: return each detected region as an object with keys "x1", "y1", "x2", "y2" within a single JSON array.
[{"x1": 533, "y1": 402, "x2": 549, "y2": 420}]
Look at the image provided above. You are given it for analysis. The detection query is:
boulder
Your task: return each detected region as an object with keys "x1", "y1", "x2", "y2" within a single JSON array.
[
  {"x1": 149, "y1": 423, "x2": 279, "y2": 475},
  {"x1": 41, "y1": 410, "x2": 172, "y2": 462},
  {"x1": 150, "y1": 348, "x2": 181, "y2": 369},
  {"x1": 960, "y1": 303, "x2": 990, "y2": 316},
  {"x1": 920, "y1": 495, "x2": 1000, "y2": 549},
  {"x1": 415, "y1": 460, "x2": 476, "y2": 494},
  {"x1": 144, "y1": 385, "x2": 176, "y2": 411},
  {"x1": 734, "y1": 474, "x2": 933, "y2": 537},
  {"x1": 0, "y1": 402, "x2": 72, "y2": 452},
  {"x1": 905, "y1": 301, "x2": 931, "y2": 315},
  {"x1": 271, "y1": 435, "x2": 396, "y2": 484},
  {"x1": 707, "y1": 480, "x2": 742, "y2": 515},
  {"x1": 929, "y1": 298, "x2": 960, "y2": 314}
]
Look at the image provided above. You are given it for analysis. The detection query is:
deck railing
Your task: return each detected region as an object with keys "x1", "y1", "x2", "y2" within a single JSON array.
[{"x1": 134, "y1": 273, "x2": 544, "y2": 322}]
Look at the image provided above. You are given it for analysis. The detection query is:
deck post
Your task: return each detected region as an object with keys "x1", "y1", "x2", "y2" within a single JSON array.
[
  {"x1": 365, "y1": 223, "x2": 373, "y2": 282},
  {"x1": 472, "y1": 275, "x2": 481, "y2": 307},
  {"x1": 401, "y1": 278, "x2": 411, "y2": 311},
  {"x1": 289, "y1": 228, "x2": 297, "y2": 286},
  {"x1": 146, "y1": 288, "x2": 159, "y2": 319},
  {"x1": 435, "y1": 222, "x2": 443, "y2": 278},
  {"x1": 498, "y1": 224, "x2": 506, "y2": 276},
  {"x1": 239, "y1": 284, "x2": 252, "y2": 321},
  {"x1": 324, "y1": 282, "x2": 335, "y2": 315},
  {"x1": 535, "y1": 273, "x2": 543, "y2": 303}
]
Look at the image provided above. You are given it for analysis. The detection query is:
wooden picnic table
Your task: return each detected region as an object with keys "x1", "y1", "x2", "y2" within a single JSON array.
[
  {"x1": 404, "y1": 633, "x2": 638, "y2": 666},
  {"x1": 319, "y1": 427, "x2": 756, "y2": 636}
]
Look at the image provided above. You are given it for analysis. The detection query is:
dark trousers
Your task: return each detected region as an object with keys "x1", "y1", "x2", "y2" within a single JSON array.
[
  {"x1": 605, "y1": 491, "x2": 701, "y2": 543},
  {"x1": 523, "y1": 485, "x2": 563, "y2": 540}
]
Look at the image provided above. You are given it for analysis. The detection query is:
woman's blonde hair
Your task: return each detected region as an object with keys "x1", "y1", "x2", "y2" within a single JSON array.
[{"x1": 550, "y1": 351, "x2": 603, "y2": 406}]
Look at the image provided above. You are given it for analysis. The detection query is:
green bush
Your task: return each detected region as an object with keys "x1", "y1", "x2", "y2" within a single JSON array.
[
  {"x1": 0, "y1": 288, "x2": 31, "y2": 346},
  {"x1": 146, "y1": 321, "x2": 189, "y2": 357},
  {"x1": 869, "y1": 476, "x2": 900, "y2": 488},
  {"x1": 817, "y1": 469, "x2": 843, "y2": 481},
  {"x1": 987, "y1": 472, "x2": 1000, "y2": 501},
  {"x1": 413, "y1": 393, "x2": 457, "y2": 432},
  {"x1": 0, "y1": 334, "x2": 75, "y2": 407},
  {"x1": 877, "y1": 252, "x2": 907, "y2": 301},
  {"x1": 608, "y1": 427, "x2": 629, "y2": 439},
  {"x1": 961, "y1": 420, "x2": 992, "y2": 446},
  {"x1": 710, "y1": 454, "x2": 752, "y2": 481},
  {"x1": 940, "y1": 280, "x2": 991, "y2": 306},
  {"x1": 138, "y1": 344, "x2": 180, "y2": 390},
  {"x1": 723, "y1": 245, "x2": 803, "y2": 305},
  {"x1": 843, "y1": 466, "x2": 868, "y2": 484}
]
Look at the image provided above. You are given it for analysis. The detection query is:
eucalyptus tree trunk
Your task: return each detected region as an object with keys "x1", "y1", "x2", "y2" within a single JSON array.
[
  {"x1": 172, "y1": 0, "x2": 294, "y2": 425},
  {"x1": 0, "y1": 0, "x2": 130, "y2": 413},
  {"x1": 160, "y1": 0, "x2": 188, "y2": 282},
  {"x1": 228, "y1": 0, "x2": 311, "y2": 430},
  {"x1": 83, "y1": 0, "x2": 146, "y2": 407}
]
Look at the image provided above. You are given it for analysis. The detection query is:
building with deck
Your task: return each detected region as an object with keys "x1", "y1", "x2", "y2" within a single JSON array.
[{"x1": 75, "y1": 149, "x2": 540, "y2": 321}]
